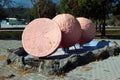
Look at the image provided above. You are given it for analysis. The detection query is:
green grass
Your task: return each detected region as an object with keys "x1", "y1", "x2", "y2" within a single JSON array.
[
  {"x1": 96, "y1": 30, "x2": 120, "y2": 39},
  {"x1": 0, "y1": 30, "x2": 120, "y2": 40},
  {"x1": 106, "y1": 30, "x2": 120, "y2": 35},
  {"x1": 0, "y1": 31, "x2": 23, "y2": 40}
]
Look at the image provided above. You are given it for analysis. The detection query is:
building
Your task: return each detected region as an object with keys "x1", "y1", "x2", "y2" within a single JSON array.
[{"x1": 0, "y1": 18, "x2": 26, "y2": 29}]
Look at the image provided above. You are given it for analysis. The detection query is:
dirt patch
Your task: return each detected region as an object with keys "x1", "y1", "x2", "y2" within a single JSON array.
[{"x1": 0, "y1": 55, "x2": 7, "y2": 60}]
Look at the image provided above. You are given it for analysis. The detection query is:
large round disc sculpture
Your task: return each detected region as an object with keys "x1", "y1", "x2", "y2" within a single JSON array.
[
  {"x1": 22, "y1": 18, "x2": 61, "y2": 57},
  {"x1": 53, "y1": 14, "x2": 82, "y2": 48},
  {"x1": 77, "y1": 17, "x2": 96, "y2": 44}
]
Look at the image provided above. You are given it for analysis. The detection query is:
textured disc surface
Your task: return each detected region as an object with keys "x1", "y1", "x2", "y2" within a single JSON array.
[
  {"x1": 53, "y1": 14, "x2": 82, "y2": 48},
  {"x1": 77, "y1": 17, "x2": 96, "y2": 44},
  {"x1": 22, "y1": 18, "x2": 61, "y2": 57}
]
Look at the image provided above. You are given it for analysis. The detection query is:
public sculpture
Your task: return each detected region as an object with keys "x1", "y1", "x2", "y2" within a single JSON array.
[
  {"x1": 22, "y1": 18, "x2": 61, "y2": 57},
  {"x1": 77, "y1": 17, "x2": 96, "y2": 44},
  {"x1": 53, "y1": 14, "x2": 82, "y2": 48},
  {"x1": 5, "y1": 14, "x2": 120, "y2": 76},
  {"x1": 22, "y1": 14, "x2": 96, "y2": 57}
]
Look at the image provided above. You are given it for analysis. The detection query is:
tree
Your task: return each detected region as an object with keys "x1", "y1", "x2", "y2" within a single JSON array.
[
  {"x1": 31, "y1": 0, "x2": 57, "y2": 19},
  {"x1": 60, "y1": 0, "x2": 94, "y2": 17},
  {"x1": 60, "y1": 0, "x2": 79, "y2": 17},
  {"x1": 0, "y1": 0, "x2": 14, "y2": 20},
  {"x1": 112, "y1": 0, "x2": 120, "y2": 16},
  {"x1": 78, "y1": 0, "x2": 116, "y2": 36},
  {"x1": 0, "y1": 0, "x2": 15, "y2": 20},
  {"x1": 110, "y1": 0, "x2": 120, "y2": 26},
  {"x1": 0, "y1": 5, "x2": 8, "y2": 20},
  {"x1": 60, "y1": 0, "x2": 119, "y2": 37}
]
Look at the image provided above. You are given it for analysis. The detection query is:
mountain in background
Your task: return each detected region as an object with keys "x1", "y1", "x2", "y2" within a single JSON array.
[
  {"x1": 53, "y1": 0, "x2": 59, "y2": 3},
  {"x1": 14, "y1": 0, "x2": 59, "y2": 8}
]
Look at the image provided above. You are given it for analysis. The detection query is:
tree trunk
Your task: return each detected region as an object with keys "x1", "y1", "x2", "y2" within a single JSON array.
[
  {"x1": 99, "y1": 20, "x2": 102, "y2": 33},
  {"x1": 101, "y1": 19, "x2": 106, "y2": 37},
  {"x1": 0, "y1": 23, "x2": 1, "y2": 30},
  {"x1": 95, "y1": 20, "x2": 98, "y2": 31},
  {"x1": 37, "y1": 5, "x2": 41, "y2": 18}
]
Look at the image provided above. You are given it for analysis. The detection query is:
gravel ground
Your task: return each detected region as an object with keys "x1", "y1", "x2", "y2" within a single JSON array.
[
  {"x1": 0, "y1": 39, "x2": 120, "y2": 80},
  {"x1": 0, "y1": 40, "x2": 22, "y2": 55}
]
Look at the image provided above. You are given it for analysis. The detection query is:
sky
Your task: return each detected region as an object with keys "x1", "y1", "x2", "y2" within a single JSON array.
[{"x1": 13, "y1": 0, "x2": 59, "y2": 8}]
